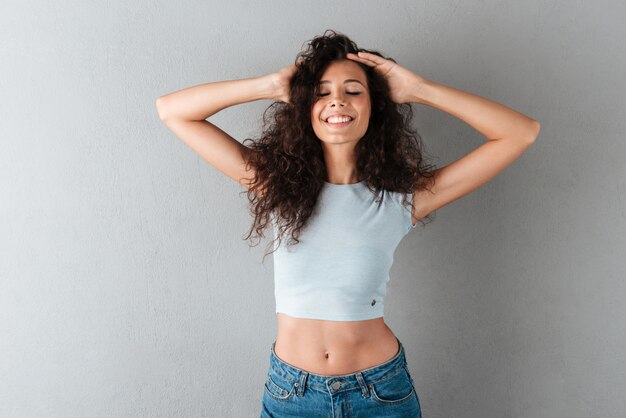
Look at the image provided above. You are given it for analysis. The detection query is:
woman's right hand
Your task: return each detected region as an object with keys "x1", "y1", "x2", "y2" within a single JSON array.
[{"x1": 265, "y1": 62, "x2": 299, "y2": 104}]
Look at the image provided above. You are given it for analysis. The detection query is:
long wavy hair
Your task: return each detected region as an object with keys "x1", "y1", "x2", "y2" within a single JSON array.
[{"x1": 241, "y1": 30, "x2": 437, "y2": 262}]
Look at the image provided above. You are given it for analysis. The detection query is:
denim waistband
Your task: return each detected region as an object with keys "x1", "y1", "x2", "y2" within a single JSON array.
[{"x1": 268, "y1": 337, "x2": 407, "y2": 395}]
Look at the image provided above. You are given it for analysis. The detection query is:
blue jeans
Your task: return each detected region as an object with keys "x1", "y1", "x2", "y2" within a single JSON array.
[{"x1": 261, "y1": 337, "x2": 422, "y2": 417}]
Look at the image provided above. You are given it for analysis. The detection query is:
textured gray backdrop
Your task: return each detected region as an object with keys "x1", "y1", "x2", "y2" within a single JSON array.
[{"x1": 1, "y1": 1, "x2": 624, "y2": 417}]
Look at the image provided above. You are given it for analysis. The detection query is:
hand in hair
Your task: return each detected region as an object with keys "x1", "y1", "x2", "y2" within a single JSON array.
[
  {"x1": 346, "y1": 51, "x2": 429, "y2": 105},
  {"x1": 267, "y1": 62, "x2": 300, "y2": 104}
]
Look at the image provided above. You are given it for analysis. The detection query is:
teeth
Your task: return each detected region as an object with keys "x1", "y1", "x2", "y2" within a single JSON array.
[{"x1": 326, "y1": 116, "x2": 352, "y2": 123}]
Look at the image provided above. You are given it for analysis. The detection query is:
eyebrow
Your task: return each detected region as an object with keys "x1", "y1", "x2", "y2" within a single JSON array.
[{"x1": 318, "y1": 79, "x2": 366, "y2": 87}]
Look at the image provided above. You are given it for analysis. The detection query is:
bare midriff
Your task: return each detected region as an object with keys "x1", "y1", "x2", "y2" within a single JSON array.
[{"x1": 274, "y1": 312, "x2": 400, "y2": 376}]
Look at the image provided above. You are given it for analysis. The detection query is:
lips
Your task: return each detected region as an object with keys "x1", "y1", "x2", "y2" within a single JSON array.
[
  {"x1": 324, "y1": 113, "x2": 354, "y2": 123},
  {"x1": 323, "y1": 113, "x2": 355, "y2": 128}
]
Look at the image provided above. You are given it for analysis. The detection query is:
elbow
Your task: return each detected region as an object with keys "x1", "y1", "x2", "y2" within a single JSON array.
[
  {"x1": 527, "y1": 120, "x2": 541, "y2": 144},
  {"x1": 516, "y1": 120, "x2": 541, "y2": 145},
  {"x1": 156, "y1": 96, "x2": 169, "y2": 121}
]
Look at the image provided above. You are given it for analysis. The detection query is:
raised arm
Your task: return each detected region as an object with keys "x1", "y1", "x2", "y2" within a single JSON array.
[
  {"x1": 407, "y1": 79, "x2": 540, "y2": 221},
  {"x1": 155, "y1": 64, "x2": 296, "y2": 188},
  {"x1": 347, "y1": 51, "x2": 541, "y2": 224}
]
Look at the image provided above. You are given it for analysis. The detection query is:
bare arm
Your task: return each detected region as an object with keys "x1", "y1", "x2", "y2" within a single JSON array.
[
  {"x1": 408, "y1": 80, "x2": 540, "y2": 221},
  {"x1": 155, "y1": 65, "x2": 296, "y2": 188},
  {"x1": 156, "y1": 76, "x2": 277, "y2": 121},
  {"x1": 347, "y1": 52, "x2": 541, "y2": 223}
]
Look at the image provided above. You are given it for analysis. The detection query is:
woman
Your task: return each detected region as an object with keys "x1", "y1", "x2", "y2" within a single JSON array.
[{"x1": 156, "y1": 30, "x2": 540, "y2": 417}]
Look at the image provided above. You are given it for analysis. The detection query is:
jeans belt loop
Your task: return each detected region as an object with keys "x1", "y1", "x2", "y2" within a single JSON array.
[
  {"x1": 295, "y1": 371, "x2": 308, "y2": 396},
  {"x1": 355, "y1": 372, "x2": 370, "y2": 398}
]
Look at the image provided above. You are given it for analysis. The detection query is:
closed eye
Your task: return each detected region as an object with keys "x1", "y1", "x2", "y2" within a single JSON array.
[{"x1": 316, "y1": 92, "x2": 362, "y2": 97}]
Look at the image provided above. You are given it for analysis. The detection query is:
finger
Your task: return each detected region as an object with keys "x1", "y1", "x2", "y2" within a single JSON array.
[
  {"x1": 346, "y1": 52, "x2": 366, "y2": 61},
  {"x1": 346, "y1": 54, "x2": 365, "y2": 63},
  {"x1": 354, "y1": 55, "x2": 381, "y2": 67},
  {"x1": 346, "y1": 53, "x2": 377, "y2": 67},
  {"x1": 356, "y1": 51, "x2": 387, "y2": 65}
]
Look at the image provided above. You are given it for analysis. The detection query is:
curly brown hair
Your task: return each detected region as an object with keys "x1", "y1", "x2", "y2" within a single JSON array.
[{"x1": 241, "y1": 30, "x2": 437, "y2": 263}]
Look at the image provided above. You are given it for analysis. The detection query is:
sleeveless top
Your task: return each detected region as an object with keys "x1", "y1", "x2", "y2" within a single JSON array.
[{"x1": 271, "y1": 180, "x2": 417, "y2": 321}]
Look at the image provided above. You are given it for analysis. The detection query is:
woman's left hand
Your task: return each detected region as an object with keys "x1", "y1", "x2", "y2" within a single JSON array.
[{"x1": 346, "y1": 51, "x2": 429, "y2": 104}]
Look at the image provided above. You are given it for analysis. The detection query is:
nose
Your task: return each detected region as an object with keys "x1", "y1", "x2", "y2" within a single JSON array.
[
  {"x1": 326, "y1": 89, "x2": 347, "y2": 107},
  {"x1": 329, "y1": 97, "x2": 345, "y2": 107}
]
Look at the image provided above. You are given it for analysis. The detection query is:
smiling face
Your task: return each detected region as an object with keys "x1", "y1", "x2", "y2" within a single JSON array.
[{"x1": 311, "y1": 59, "x2": 371, "y2": 146}]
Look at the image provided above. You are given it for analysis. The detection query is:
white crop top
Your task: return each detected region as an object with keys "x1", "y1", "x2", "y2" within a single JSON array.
[{"x1": 271, "y1": 180, "x2": 417, "y2": 321}]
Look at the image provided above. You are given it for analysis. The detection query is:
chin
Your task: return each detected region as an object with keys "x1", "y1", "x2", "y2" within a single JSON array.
[
  {"x1": 313, "y1": 129, "x2": 367, "y2": 144},
  {"x1": 318, "y1": 135, "x2": 364, "y2": 145}
]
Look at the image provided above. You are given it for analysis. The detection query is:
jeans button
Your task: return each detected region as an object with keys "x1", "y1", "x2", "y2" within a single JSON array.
[{"x1": 332, "y1": 381, "x2": 342, "y2": 390}]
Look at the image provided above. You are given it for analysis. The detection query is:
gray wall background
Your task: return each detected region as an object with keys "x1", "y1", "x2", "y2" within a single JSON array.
[{"x1": 1, "y1": 1, "x2": 624, "y2": 417}]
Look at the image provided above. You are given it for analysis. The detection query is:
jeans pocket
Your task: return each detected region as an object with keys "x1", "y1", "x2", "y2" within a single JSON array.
[
  {"x1": 404, "y1": 364, "x2": 421, "y2": 409},
  {"x1": 264, "y1": 372, "x2": 296, "y2": 402},
  {"x1": 404, "y1": 364, "x2": 416, "y2": 387},
  {"x1": 368, "y1": 367, "x2": 415, "y2": 405}
]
